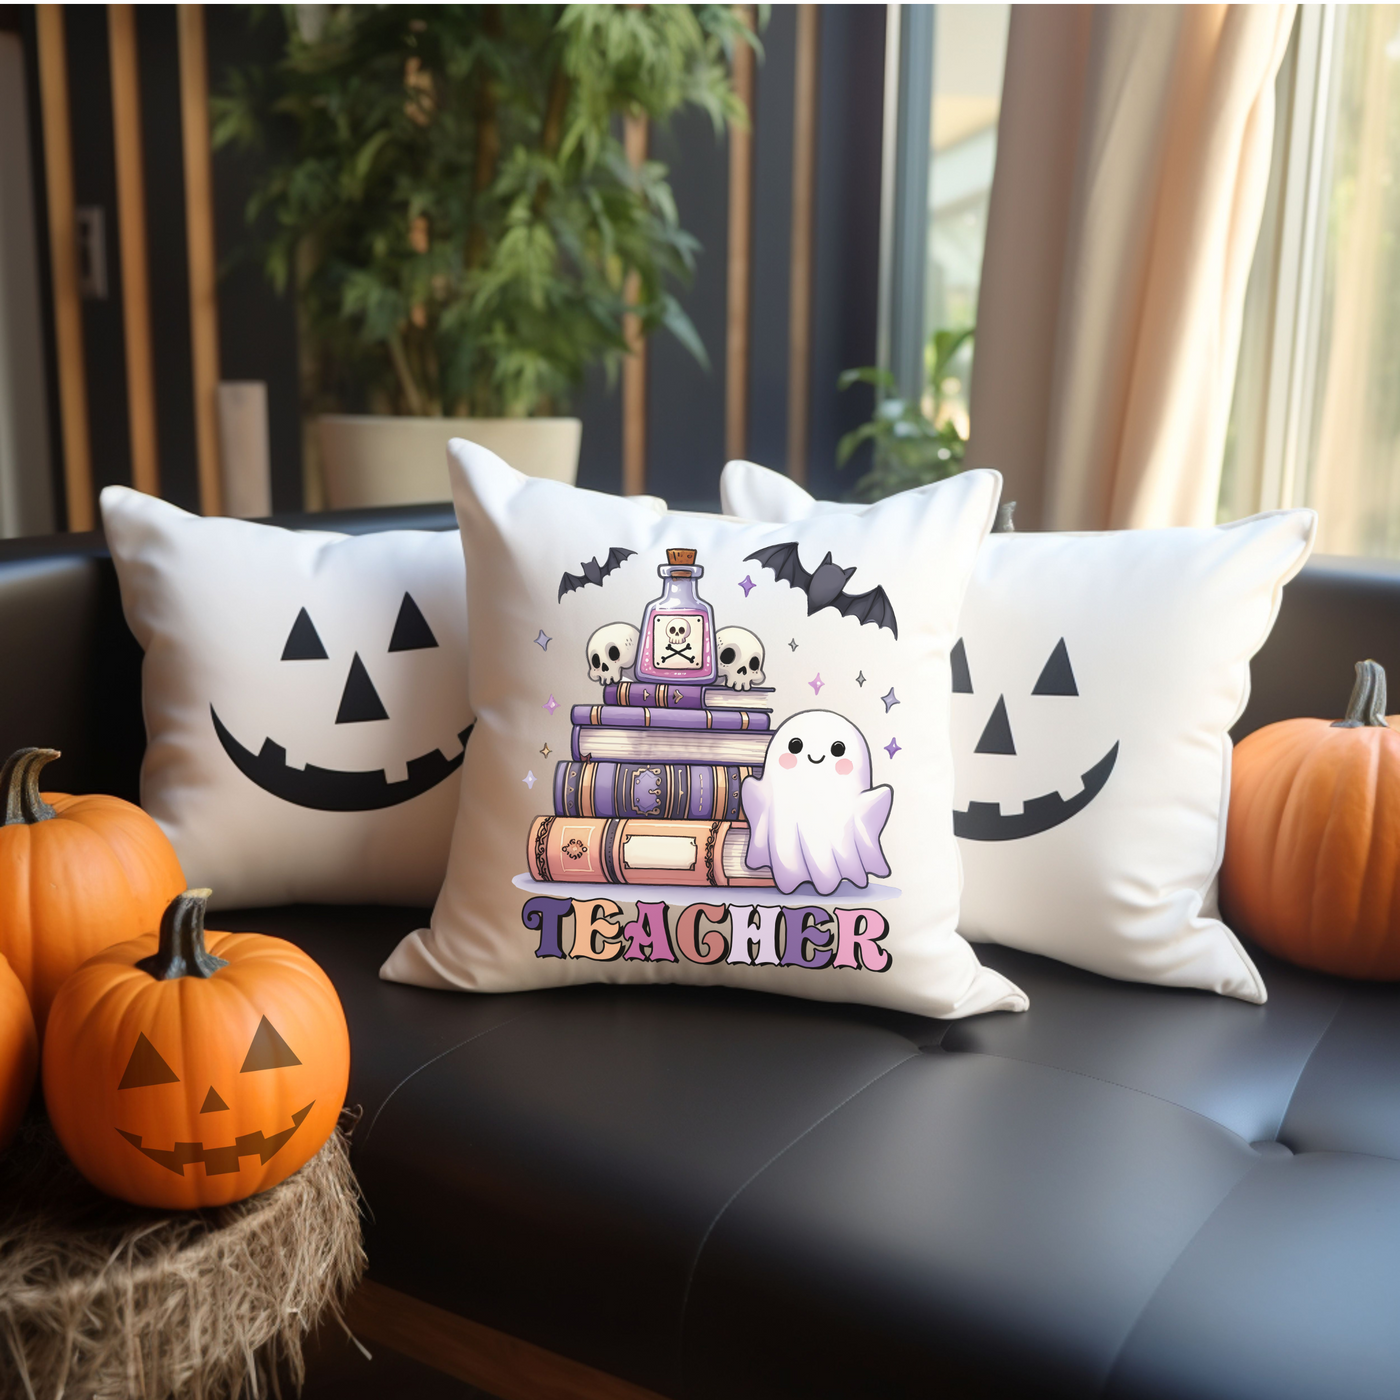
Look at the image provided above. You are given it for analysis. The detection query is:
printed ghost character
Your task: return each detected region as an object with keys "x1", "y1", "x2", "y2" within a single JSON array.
[
  {"x1": 716, "y1": 627, "x2": 765, "y2": 691},
  {"x1": 742, "y1": 710, "x2": 893, "y2": 896},
  {"x1": 586, "y1": 622, "x2": 639, "y2": 685}
]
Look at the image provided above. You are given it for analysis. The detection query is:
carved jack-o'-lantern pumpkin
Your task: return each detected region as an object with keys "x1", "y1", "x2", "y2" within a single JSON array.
[
  {"x1": 950, "y1": 636, "x2": 1119, "y2": 840},
  {"x1": 42, "y1": 890, "x2": 349, "y2": 1208}
]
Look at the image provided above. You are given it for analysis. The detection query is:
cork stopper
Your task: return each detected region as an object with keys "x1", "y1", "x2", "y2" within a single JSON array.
[{"x1": 667, "y1": 547, "x2": 696, "y2": 577}]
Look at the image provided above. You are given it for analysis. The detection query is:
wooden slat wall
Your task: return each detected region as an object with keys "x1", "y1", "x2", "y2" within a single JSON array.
[
  {"x1": 177, "y1": 3, "x2": 222, "y2": 516},
  {"x1": 34, "y1": 5, "x2": 94, "y2": 531},
  {"x1": 787, "y1": 4, "x2": 820, "y2": 486},
  {"x1": 622, "y1": 114, "x2": 649, "y2": 496},
  {"x1": 725, "y1": 11, "x2": 756, "y2": 464},
  {"x1": 29, "y1": 5, "x2": 847, "y2": 518},
  {"x1": 108, "y1": 2, "x2": 159, "y2": 498}
]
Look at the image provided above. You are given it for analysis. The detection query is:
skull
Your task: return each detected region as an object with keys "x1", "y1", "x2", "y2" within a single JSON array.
[
  {"x1": 586, "y1": 622, "x2": 639, "y2": 685},
  {"x1": 666, "y1": 619, "x2": 692, "y2": 647},
  {"x1": 716, "y1": 627, "x2": 765, "y2": 691}
]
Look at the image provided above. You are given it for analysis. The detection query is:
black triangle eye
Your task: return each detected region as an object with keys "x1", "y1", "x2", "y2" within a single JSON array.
[
  {"x1": 282, "y1": 608, "x2": 328, "y2": 661},
  {"x1": 1032, "y1": 639, "x2": 1078, "y2": 696},
  {"x1": 336, "y1": 654, "x2": 389, "y2": 724},
  {"x1": 119, "y1": 1033, "x2": 180, "y2": 1089},
  {"x1": 974, "y1": 695, "x2": 1016, "y2": 754},
  {"x1": 241, "y1": 1016, "x2": 302, "y2": 1072},
  {"x1": 388, "y1": 592, "x2": 438, "y2": 651},
  {"x1": 951, "y1": 638, "x2": 973, "y2": 693}
]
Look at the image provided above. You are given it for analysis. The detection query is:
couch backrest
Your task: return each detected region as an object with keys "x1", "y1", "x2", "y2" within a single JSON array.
[
  {"x1": 0, "y1": 511, "x2": 1396, "y2": 800},
  {"x1": 1237, "y1": 555, "x2": 1400, "y2": 733}
]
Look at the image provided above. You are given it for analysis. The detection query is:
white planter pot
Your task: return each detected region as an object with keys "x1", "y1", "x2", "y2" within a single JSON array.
[{"x1": 317, "y1": 414, "x2": 582, "y2": 509}]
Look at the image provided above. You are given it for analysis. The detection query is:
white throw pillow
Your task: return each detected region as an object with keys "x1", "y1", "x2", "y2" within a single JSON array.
[
  {"x1": 101, "y1": 486, "x2": 473, "y2": 909},
  {"x1": 720, "y1": 460, "x2": 1317, "y2": 1002},
  {"x1": 380, "y1": 442, "x2": 1028, "y2": 1019}
]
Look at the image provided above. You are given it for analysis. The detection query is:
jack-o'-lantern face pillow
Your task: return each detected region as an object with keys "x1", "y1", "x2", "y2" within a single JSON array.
[
  {"x1": 102, "y1": 487, "x2": 472, "y2": 909},
  {"x1": 720, "y1": 459, "x2": 1316, "y2": 1002}
]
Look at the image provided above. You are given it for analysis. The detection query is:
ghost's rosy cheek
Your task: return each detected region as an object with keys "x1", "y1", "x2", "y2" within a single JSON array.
[
  {"x1": 835, "y1": 757, "x2": 854, "y2": 776},
  {"x1": 779, "y1": 752, "x2": 798, "y2": 769}
]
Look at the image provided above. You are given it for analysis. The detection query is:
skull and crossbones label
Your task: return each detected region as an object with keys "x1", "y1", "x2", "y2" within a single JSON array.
[{"x1": 651, "y1": 611, "x2": 706, "y2": 670}]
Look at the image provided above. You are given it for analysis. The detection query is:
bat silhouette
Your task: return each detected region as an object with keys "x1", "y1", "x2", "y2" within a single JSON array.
[
  {"x1": 558, "y1": 547, "x2": 636, "y2": 601},
  {"x1": 745, "y1": 542, "x2": 898, "y2": 637}
]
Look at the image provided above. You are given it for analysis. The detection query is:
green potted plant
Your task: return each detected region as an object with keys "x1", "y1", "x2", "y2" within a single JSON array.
[
  {"x1": 215, "y1": 5, "x2": 756, "y2": 506},
  {"x1": 836, "y1": 326, "x2": 974, "y2": 502}
]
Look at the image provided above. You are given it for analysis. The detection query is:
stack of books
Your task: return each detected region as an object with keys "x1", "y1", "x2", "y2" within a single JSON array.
[{"x1": 526, "y1": 681, "x2": 778, "y2": 887}]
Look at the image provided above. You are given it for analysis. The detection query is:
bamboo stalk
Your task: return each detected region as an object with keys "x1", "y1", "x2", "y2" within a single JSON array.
[
  {"x1": 109, "y1": 3, "x2": 160, "y2": 497},
  {"x1": 178, "y1": 4, "x2": 223, "y2": 515},
  {"x1": 725, "y1": 9, "x2": 756, "y2": 464},
  {"x1": 35, "y1": 5, "x2": 94, "y2": 531},
  {"x1": 787, "y1": 4, "x2": 819, "y2": 486},
  {"x1": 622, "y1": 113, "x2": 649, "y2": 497}
]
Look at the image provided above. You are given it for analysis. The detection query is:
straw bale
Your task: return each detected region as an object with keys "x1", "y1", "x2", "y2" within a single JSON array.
[{"x1": 0, "y1": 1115, "x2": 364, "y2": 1400}]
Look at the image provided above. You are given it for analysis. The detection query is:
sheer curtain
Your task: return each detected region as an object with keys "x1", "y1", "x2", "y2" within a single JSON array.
[
  {"x1": 967, "y1": 4, "x2": 1295, "y2": 530},
  {"x1": 1306, "y1": 7, "x2": 1400, "y2": 556}
]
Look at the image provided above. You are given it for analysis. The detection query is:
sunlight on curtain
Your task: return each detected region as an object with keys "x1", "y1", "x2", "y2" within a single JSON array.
[{"x1": 1305, "y1": 6, "x2": 1400, "y2": 555}]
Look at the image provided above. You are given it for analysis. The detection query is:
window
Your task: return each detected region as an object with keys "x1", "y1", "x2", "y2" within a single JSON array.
[
  {"x1": 880, "y1": 4, "x2": 1009, "y2": 430},
  {"x1": 1223, "y1": 5, "x2": 1400, "y2": 557},
  {"x1": 925, "y1": 4, "x2": 1008, "y2": 435}
]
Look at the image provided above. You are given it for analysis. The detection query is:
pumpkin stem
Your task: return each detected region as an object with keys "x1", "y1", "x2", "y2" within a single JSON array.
[
  {"x1": 1332, "y1": 660, "x2": 1390, "y2": 729},
  {"x1": 0, "y1": 748, "x2": 59, "y2": 825},
  {"x1": 994, "y1": 501, "x2": 1016, "y2": 534},
  {"x1": 136, "y1": 889, "x2": 228, "y2": 981}
]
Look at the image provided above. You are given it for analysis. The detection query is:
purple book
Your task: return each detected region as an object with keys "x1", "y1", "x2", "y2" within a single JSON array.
[
  {"x1": 553, "y1": 760, "x2": 757, "y2": 820},
  {"x1": 602, "y1": 682, "x2": 776, "y2": 711},
  {"x1": 571, "y1": 725, "x2": 773, "y2": 766},
  {"x1": 570, "y1": 704, "x2": 770, "y2": 732}
]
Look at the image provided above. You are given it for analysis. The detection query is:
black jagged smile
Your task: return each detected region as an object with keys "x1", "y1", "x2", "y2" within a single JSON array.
[
  {"x1": 212, "y1": 708, "x2": 471, "y2": 812},
  {"x1": 954, "y1": 742, "x2": 1118, "y2": 842},
  {"x1": 119, "y1": 1102, "x2": 315, "y2": 1176}
]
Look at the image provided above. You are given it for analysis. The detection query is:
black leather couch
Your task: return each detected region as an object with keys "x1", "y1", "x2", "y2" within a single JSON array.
[{"x1": 6, "y1": 507, "x2": 1400, "y2": 1400}]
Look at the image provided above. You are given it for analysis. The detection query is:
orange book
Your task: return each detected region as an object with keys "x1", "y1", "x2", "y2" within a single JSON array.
[{"x1": 526, "y1": 815, "x2": 775, "y2": 887}]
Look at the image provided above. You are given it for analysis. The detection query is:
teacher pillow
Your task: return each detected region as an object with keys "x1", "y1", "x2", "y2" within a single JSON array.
[
  {"x1": 380, "y1": 442, "x2": 1028, "y2": 1020},
  {"x1": 720, "y1": 459, "x2": 1316, "y2": 1003},
  {"x1": 102, "y1": 486, "x2": 472, "y2": 909}
]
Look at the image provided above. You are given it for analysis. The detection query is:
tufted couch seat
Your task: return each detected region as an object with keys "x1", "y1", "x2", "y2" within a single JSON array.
[{"x1": 5, "y1": 506, "x2": 1400, "y2": 1400}]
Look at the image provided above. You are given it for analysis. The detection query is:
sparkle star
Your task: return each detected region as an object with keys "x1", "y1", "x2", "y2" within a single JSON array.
[
  {"x1": 884, "y1": 737, "x2": 901, "y2": 759},
  {"x1": 534, "y1": 630, "x2": 551, "y2": 651},
  {"x1": 855, "y1": 671, "x2": 867, "y2": 687},
  {"x1": 523, "y1": 770, "x2": 537, "y2": 789},
  {"x1": 881, "y1": 687, "x2": 900, "y2": 713},
  {"x1": 544, "y1": 695, "x2": 558, "y2": 715},
  {"x1": 809, "y1": 673, "x2": 825, "y2": 695},
  {"x1": 738, "y1": 575, "x2": 756, "y2": 597},
  {"x1": 539, "y1": 743, "x2": 552, "y2": 758},
  {"x1": 788, "y1": 638, "x2": 799, "y2": 652}
]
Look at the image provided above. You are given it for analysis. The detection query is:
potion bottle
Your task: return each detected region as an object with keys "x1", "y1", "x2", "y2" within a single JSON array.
[{"x1": 635, "y1": 548, "x2": 718, "y2": 685}]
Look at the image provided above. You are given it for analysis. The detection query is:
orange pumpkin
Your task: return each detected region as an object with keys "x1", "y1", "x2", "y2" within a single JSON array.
[
  {"x1": 0, "y1": 747, "x2": 186, "y2": 1032},
  {"x1": 43, "y1": 889, "x2": 350, "y2": 1209},
  {"x1": 0, "y1": 952, "x2": 37, "y2": 1153},
  {"x1": 1223, "y1": 659, "x2": 1400, "y2": 978}
]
